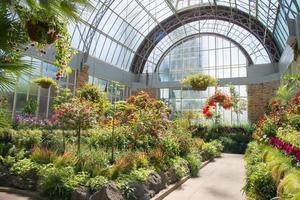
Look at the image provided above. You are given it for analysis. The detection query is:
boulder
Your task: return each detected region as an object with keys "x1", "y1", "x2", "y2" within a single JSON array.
[
  {"x1": 0, "y1": 173, "x2": 12, "y2": 186},
  {"x1": 147, "y1": 172, "x2": 164, "y2": 194},
  {"x1": 163, "y1": 168, "x2": 177, "y2": 185},
  {"x1": 130, "y1": 182, "x2": 153, "y2": 200},
  {"x1": 11, "y1": 176, "x2": 36, "y2": 190},
  {"x1": 90, "y1": 182, "x2": 124, "y2": 200},
  {"x1": 71, "y1": 187, "x2": 90, "y2": 200}
]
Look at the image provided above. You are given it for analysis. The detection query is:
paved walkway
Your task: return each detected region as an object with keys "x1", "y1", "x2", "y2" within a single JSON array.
[
  {"x1": 164, "y1": 154, "x2": 246, "y2": 200},
  {"x1": 0, "y1": 192, "x2": 36, "y2": 200}
]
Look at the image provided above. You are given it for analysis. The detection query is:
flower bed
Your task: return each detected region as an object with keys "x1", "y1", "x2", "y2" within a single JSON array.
[{"x1": 0, "y1": 89, "x2": 224, "y2": 200}]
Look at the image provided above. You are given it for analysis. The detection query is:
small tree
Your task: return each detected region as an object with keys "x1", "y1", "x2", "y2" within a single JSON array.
[
  {"x1": 229, "y1": 85, "x2": 247, "y2": 124},
  {"x1": 52, "y1": 88, "x2": 73, "y2": 153},
  {"x1": 54, "y1": 97, "x2": 97, "y2": 155},
  {"x1": 77, "y1": 84, "x2": 110, "y2": 116}
]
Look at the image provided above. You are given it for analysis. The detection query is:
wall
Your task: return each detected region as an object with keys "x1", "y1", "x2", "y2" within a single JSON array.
[{"x1": 247, "y1": 80, "x2": 280, "y2": 123}]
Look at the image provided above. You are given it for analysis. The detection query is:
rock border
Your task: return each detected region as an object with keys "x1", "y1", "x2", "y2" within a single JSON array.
[
  {"x1": 151, "y1": 160, "x2": 211, "y2": 200},
  {"x1": 0, "y1": 186, "x2": 45, "y2": 200}
]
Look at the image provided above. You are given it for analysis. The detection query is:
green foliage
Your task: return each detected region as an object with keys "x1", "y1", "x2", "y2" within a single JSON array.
[
  {"x1": 30, "y1": 147, "x2": 58, "y2": 164},
  {"x1": 10, "y1": 158, "x2": 40, "y2": 176},
  {"x1": 181, "y1": 74, "x2": 217, "y2": 90},
  {"x1": 172, "y1": 157, "x2": 189, "y2": 179},
  {"x1": 278, "y1": 170, "x2": 300, "y2": 199},
  {"x1": 87, "y1": 175, "x2": 108, "y2": 191},
  {"x1": 160, "y1": 132, "x2": 180, "y2": 158},
  {"x1": 277, "y1": 126, "x2": 300, "y2": 149},
  {"x1": 0, "y1": 96, "x2": 10, "y2": 128},
  {"x1": 53, "y1": 88, "x2": 73, "y2": 110},
  {"x1": 77, "y1": 149, "x2": 109, "y2": 176},
  {"x1": 38, "y1": 166, "x2": 75, "y2": 200},
  {"x1": 22, "y1": 99, "x2": 38, "y2": 115},
  {"x1": 67, "y1": 172, "x2": 89, "y2": 188},
  {"x1": 244, "y1": 162, "x2": 277, "y2": 200},
  {"x1": 244, "y1": 142, "x2": 300, "y2": 200},
  {"x1": 12, "y1": 129, "x2": 42, "y2": 149},
  {"x1": 77, "y1": 84, "x2": 110, "y2": 115},
  {"x1": 54, "y1": 152, "x2": 78, "y2": 168},
  {"x1": 32, "y1": 77, "x2": 57, "y2": 89},
  {"x1": 261, "y1": 118, "x2": 278, "y2": 137},
  {"x1": 201, "y1": 140, "x2": 223, "y2": 160},
  {"x1": 193, "y1": 124, "x2": 253, "y2": 154},
  {"x1": 0, "y1": 128, "x2": 13, "y2": 156},
  {"x1": 186, "y1": 152, "x2": 201, "y2": 177}
]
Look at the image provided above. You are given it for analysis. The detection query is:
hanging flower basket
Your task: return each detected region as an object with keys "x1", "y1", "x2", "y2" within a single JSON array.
[
  {"x1": 33, "y1": 77, "x2": 57, "y2": 89},
  {"x1": 181, "y1": 74, "x2": 217, "y2": 91},
  {"x1": 46, "y1": 29, "x2": 59, "y2": 44},
  {"x1": 26, "y1": 20, "x2": 49, "y2": 43}
]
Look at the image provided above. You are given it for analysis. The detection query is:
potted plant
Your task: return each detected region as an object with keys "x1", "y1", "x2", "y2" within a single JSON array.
[
  {"x1": 32, "y1": 77, "x2": 57, "y2": 89},
  {"x1": 181, "y1": 74, "x2": 217, "y2": 91},
  {"x1": 16, "y1": 5, "x2": 76, "y2": 80}
]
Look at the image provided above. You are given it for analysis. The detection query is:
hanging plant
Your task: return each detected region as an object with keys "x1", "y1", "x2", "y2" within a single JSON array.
[
  {"x1": 33, "y1": 77, "x2": 58, "y2": 89},
  {"x1": 181, "y1": 74, "x2": 217, "y2": 91},
  {"x1": 54, "y1": 32, "x2": 76, "y2": 80},
  {"x1": 16, "y1": 6, "x2": 64, "y2": 46},
  {"x1": 15, "y1": 5, "x2": 76, "y2": 80}
]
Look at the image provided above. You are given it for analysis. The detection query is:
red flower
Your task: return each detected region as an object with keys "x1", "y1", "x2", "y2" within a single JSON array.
[
  {"x1": 214, "y1": 91, "x2": 226, "y2": 103},
  {"x1": 208, "y1": 98, "x2": 216, "y2": 107},
  {"x1": 222, "y1": 97, "x2": 232, "y2": 110}
]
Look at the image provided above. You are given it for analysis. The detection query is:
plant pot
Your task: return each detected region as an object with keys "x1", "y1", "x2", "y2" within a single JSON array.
[
  {"x1": 37, "y1": 82, "x2": 52, "y2": 89},
  {"x1": 46, "y1": 30, "x2": 59, "y2": 44},
  {"x1": 26, "y1": 20, "x2": 49, "y2": 43},
  {"x1": 192, "y1": 85, "x2": 208, "y2": 91}
]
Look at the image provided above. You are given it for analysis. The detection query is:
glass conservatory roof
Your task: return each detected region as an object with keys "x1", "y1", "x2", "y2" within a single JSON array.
[
  {"x1": 68, "y1": 0, "x2": 300, "y2": 72},
  {"x1": 144, "y1": 19, "x2": 271, "y2": 73}
]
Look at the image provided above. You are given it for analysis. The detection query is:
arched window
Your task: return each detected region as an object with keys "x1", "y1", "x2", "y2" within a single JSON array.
[{"x1": 158, "y1": 34, "x2": 248, "y2": 82}]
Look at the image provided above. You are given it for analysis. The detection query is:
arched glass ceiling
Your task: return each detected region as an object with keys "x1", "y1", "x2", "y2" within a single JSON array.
[
  {"x1": 144, "y1": 19, "x2": 270, "y2": 73},
  {"x1": 68, "y1": 0, "x2": 300, "y2": 72}
]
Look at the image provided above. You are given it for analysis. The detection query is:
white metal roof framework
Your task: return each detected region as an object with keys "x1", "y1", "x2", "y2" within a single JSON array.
[{"x1": 69, "y1": 0, "x2": 300, "y2": 73}]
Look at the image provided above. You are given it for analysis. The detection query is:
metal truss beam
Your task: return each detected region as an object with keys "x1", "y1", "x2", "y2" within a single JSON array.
[
  {"x1": 80, "y1": 0, "x2": 115, "y2": 67},
  {"x1": 130, "y1": 5, "x2": 281, "y2": 74}
]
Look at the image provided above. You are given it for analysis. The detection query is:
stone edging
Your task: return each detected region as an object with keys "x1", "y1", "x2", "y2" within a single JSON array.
[
  {"x1": 0, "y1": 186, "x2": 45, "y2": 200},
  {"x1": 151, "y1": 160, "x2": 211, "y2": 200}
]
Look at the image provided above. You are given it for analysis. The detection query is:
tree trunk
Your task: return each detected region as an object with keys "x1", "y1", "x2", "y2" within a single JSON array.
[
  {"x1": 62, "y1": 129, "x2": 66, "y2": 154},
  {"x1": 77, "y1": 127, "x2": 81, "y2": 155}
]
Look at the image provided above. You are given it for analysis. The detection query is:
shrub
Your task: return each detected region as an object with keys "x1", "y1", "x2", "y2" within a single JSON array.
[
  {"x1": 77, "y1": 149, "x2": 109, "y2": 176},
  {"x1": 38, "y1": 166, "x2": 75, "y2": 200},
  {"x1": 0, "y1": 129, "x2": 14, "y2": 156},
  {"x1": 201, "y1": 140, "x2": 223, "y2": 160},
  {"x1": 54, "y1": 152, "x2": 78, "y2": 168},
  {"x1": 10, "y1": 158, "x2": 40, "y2": 176},
  {"x1": 31, "y1": 147, "x2": 58, "y2": 164},
  {"x1": 148, "y1": 147, "x2": 171, "y2": 172},
  {"x1": 193, "y1": 124, "x2": 253, "y2": 153},
  {"x1": 67, "y1": 172, "x2": 89, "y2": 188},
  {"x1": 12, "y1": 129, "x2": 42, "y2": 149},
  {"x1": 278, "y1": 170, "x2": 300, "y2": 199},
  {"x1": 160, "y1": 132, "x2": 180, "y2": 158},
  {"x1": 186, "y1": 152, "x2": 201, "y2": 177},
  {"x1": 87, "y1": 175, "x2": 108, "y2": 191},
  {"x1": 243, "y1": 163, "x2": 277, "y2": 200},
  {"x1": 172, "y1": 157, "x2": 189, "y2": 179}
]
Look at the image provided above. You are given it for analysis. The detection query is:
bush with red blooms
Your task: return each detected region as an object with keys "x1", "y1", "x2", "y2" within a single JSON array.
[
  {"x1": 202, "y1": 90, "x2": 233, "y2": 119},
  {"x1": 269, "y1": 137, "x2": 300, "y2": 162}
]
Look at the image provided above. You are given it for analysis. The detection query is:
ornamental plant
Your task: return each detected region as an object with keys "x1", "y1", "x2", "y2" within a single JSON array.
[
  {"x1": 53, "y1": 97, "x2": 97, "y2": 154},
  {"x1": 202, "y1": 90, "x2": 233, "y2": 124},
  {"x1": 33, "y1": 77, "x2": 58, "y2": 89},
  {"x1": 181, "y1": 74, "x2": 217, "y2": 91}
]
